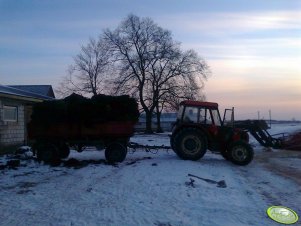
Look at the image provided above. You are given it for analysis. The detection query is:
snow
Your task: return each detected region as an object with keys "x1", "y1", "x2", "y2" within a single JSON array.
[{"x1": 0, "y1": 124, "x2": 301, "y2": 226}]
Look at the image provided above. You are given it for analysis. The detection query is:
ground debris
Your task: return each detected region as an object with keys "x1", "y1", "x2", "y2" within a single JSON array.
[
  {"x1": 0, "y1": 159, "x2": 21, "y2": 170},
  {"x1": 63, "y1": 158, "x2": 108, "y2": 168},
  {"x1": 154, "y1": 222, "x2": 172, "y2": 226},
  {"x1": 185, "y1": 178, "x2": 195, "y2": 188},
  {"x1": 125, "y1": 156, "x2": 152, "y2": 165},
  {"x1": 188, "y1": 173, "x2": 227, "y2": 188}
]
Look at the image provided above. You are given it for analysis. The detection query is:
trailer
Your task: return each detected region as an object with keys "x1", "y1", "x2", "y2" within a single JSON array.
[{"x1": 28, "y1": 93, "x2": 139, "y2": 165}]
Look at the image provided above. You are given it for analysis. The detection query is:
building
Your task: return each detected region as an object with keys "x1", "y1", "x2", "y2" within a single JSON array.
[
  {"x1": 135, "y1": 112, "x2": 177, "y2": 132},
  {"x1": 0, "y1": 85, "x2": 54, "y2": 148}
]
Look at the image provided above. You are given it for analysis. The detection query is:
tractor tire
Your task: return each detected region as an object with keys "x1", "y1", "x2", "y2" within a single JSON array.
[
  {"x1": 105, "y1": 142, "x2": 127, "y2": 163},
  {"x1": 57, "y1": 142, "x2": 70, "y2": 159},
  {"x1": 173, "y1": 128, "x2": 207, "y2": 160},
  {"x1": 36, "y1": 142, "x2": 61, "y2": 166},
  {"x1": 228, "y1": 141, "x2": 254, "y2": 166}
]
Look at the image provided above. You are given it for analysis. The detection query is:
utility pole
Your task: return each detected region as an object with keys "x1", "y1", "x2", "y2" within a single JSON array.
[
  {"x1": 269, "y1": 109, "x2": 272, "y2": 128},
  {"x1": 258, "y1": 111, "x2": 260, "y2": 120}
]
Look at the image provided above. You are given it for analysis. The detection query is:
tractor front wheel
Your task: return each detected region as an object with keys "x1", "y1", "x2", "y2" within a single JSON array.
[
  {"x1": 228, "y1": 141, "x2": 254, "y2": 166},
  {"x1": 173, "y1": 128, "x2": 207, "y2": 161}
]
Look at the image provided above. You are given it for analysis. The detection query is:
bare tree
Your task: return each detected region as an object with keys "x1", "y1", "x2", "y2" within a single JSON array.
[
  {"x1": 148, "y1": 47, "x2": 209, "y2": 132},
  {"x1": 57, "y1": 37, "x2": 111, "y2": 97},
  {"x1": 104, "y1": 14, "x2": 210, "y2": 133},
  {"x1": 104, "y1": 14, "x2": 173, "y2": 133}
]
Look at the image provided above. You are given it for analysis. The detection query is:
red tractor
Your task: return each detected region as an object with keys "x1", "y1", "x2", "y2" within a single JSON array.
[{"x1": 170, "y1": 100, "x2": 254, "y2": 166}]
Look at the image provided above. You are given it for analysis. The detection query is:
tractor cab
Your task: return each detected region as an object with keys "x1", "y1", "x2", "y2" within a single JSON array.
[
  {"x1": 177, "y1": 100, "x2": 222, "y2": 125},
  {"x1": 171, "y1": 100, "x2": 253, "y2": 166},
  {"x1": 175, "y1": 100, "x2": 237, "y2": 140}
]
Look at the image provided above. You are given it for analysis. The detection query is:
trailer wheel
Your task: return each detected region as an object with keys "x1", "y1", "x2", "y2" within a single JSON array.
[
  {"x1": 105, "y1": 142, "x2": 127, "y2": 163},
  {"x1": 228, "y1": 141, "x2": 254, "y2": 166},
  {"x1": 58, "y1": 142, "x2": 70, "y2": 159},
  {"x1": 170, "y1": 134, "x2": 177, "y2": 154},
  {"x1": 36, "y1": 142, "x2": 61, "y2": 166},
  {"x1": 173, "y1": 128, "x2": 207, "y2": 160}
]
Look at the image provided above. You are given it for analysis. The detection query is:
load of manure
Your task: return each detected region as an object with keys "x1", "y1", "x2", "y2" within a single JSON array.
[{"x1": 31, "y1": 93, "x2": 139, "y2": 124}]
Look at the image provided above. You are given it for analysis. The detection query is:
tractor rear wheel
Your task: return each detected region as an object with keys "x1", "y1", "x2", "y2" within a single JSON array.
[
  {"x1": 105, "y1": 142, "x2": 127, "y2": 163},
  {"x1": 173, "y1": 128, "x2": 207, "y2": 160},
  {"x1": 228, "y1": 141, "x2": 254, "y2": 166}
]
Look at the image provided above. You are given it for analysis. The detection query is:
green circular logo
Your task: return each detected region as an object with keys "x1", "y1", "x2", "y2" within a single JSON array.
[{"x1": 267, "y1": 206, "x2": 299, "y2": 224}]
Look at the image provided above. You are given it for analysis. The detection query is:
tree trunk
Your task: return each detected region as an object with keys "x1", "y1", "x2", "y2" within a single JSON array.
[
  {"x1": 155, "y1": 109, "x2": 163, "y2": 133},
  {"x1": 145, "y1": 111, "x2": 153, "y2": 134}
]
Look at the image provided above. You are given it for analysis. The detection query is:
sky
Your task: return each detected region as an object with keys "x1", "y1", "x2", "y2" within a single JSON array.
[{"x1": 0, "y1": 0, "x2": 300, "y2": 120}]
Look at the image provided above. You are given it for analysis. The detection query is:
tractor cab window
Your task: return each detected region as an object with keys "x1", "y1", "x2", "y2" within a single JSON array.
[
  {"x1": 183, "y1": 106, "x2": 198, "y2": 123},
  {"x1": 199, "y1": 108, "x2": 205, "y2": 123},
  {"x1": 223, "y1": 108, "x2": 234, "y2": 126},
  {"x1": 201, "y1": 108, "x2": 215, "y2": 125},
  {"x1": 211, "y1": 109, "x2": 221, "y2": 126}
]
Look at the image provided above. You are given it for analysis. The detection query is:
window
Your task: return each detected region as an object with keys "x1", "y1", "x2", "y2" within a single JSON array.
[
  {"x1": 211, "y1": 109, "x2": 221, "y2": 126},
  {"x1": 183, "y1": 106, "x2": 199, "y2": 123},
  {"x1": 199, "y1": 108, "x2": 206, "y2": 123},
  {"x1": 3, "y1": 106, "x2": 18, "y2": 122}
]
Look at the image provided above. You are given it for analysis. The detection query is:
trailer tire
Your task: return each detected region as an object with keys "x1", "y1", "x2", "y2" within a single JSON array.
[
  {"x1": 170, "y1": 134, "x2": 177, "y2": 154},
  {"x1": 105, "y1": 142, "x2": 127, "y2": 163},
  {"x1": 173, "y1": 128, "x2": 207, "y2": 160},
  {"x1": 36, "y1": 142, "x2": 61, "y2": 166},
  {"x1": 58, "y1": 142, "x2": 70, "y2": 159},
  {"x1": 228, "y1": 141, "x2": 253, "y2": 166}
]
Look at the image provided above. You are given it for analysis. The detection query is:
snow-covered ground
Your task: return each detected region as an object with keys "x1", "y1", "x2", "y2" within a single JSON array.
[{"x1": 0, "y1": 123, "x2": 300, "y2": 226}]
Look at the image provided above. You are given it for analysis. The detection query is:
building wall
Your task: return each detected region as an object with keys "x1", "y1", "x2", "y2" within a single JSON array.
[
  {"x1": 0, "y1": 98, "x2": 25, "y2": 146},
  {"x1": 135, "y1": 113, "x2": 177, "y2": 132}
]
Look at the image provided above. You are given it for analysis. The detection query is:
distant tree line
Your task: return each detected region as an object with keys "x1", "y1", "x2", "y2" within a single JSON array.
[{"x1": 57, "y1": 14, "x2": 210, "y2": 133}]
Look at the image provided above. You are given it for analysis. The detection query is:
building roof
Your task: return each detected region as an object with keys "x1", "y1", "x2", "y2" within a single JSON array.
[
  {"x1": 0, "y1": 84, "x2": 54, "y2": 102},
  {"x1": 9, "y1": 85, "x2": 55, "y2": 98}
]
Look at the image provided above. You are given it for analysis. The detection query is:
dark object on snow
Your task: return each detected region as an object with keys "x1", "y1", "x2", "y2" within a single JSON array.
[
  {"x1": 14, "y1": 147, "x2": 33, "y2": 159},
  {"x1": 188, "y1": 173, "x2": 227, "y2": 188},
  {"x1": 125, "y1": 157, "x2": 152, "y2": 166},
  {"x1": 185, "y1": 178, "x2": 195, "y2": 188},
  {"x1": 6, "y1": 159, "x2": 20, "y2": 169},
  {"x1": 0, "y1": 164, "x2": 6, "y2": 170},
  {"x1": 63, "y1": 158, "x2": 82, "y2": 168},
  {"x1": 62, "y1": 158, "x2": 107, "y2": 168},
  {"x1": 28, "y1": 93, "x2": 139, "y2": 164},
  {"x1": 216, "y1": 180, "x2": 227, "y2": 188}
]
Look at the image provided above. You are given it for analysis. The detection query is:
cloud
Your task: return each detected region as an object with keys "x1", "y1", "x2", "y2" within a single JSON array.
[{"x1": 159, "y1": 10, "x2": 301, "y2": 34}]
